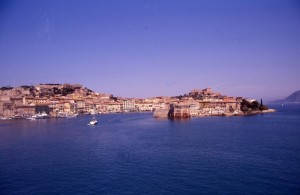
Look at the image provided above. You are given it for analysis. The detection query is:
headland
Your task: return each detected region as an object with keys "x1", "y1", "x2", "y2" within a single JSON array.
[{"x1": 0, "y1": 84, "x2": 274, "y2": 120}]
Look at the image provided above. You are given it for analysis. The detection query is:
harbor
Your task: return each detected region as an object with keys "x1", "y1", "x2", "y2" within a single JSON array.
[{"x1": 1, "y1": 85, "x2": 274, "y2": 120}]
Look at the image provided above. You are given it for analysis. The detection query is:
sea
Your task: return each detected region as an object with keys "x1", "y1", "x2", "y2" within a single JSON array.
[{"x1": 0, "y1": 104, "x2": 300, "y2": 194}]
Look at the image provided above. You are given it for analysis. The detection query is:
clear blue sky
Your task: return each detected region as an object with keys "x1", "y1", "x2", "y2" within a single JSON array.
[{"x1": 1, "y1": 0, "x2": 300, "y2": 101}]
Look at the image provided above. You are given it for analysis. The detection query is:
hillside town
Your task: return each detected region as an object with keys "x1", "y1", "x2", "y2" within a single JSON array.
[{"x1": 0, "y1": 83, "x2": 270, "y2": 119}]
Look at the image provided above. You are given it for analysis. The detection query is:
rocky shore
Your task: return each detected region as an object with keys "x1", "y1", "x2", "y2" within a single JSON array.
[
  {"x1": 241, "y1": 109, "x2": 276, "y2": 116},
  {"x1": 154, "y1": 108, "x2": 276, "y2": 118}
]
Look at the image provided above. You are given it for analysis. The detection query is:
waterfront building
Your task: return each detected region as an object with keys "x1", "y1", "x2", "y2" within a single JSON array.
[
  {"x1": 152, "y1": 103, "x2": 166, "y2": 110},
  {"x1": 123, "y1": 99, "x2": 135, "y2": 112},
  {"x1": 23, "y1": 96, "x2": 35, "y2": 105},
  {"x1": 14, "y1": 105, "x2": 35, "y2": 117},
  {"x1": 173, "y1": 102, "x2": 191, "y2": 118},
  {"x1": 199, "y1": 100, "x2": 226, "y2": 115},
  {"x1": 33, "y1": 97, "x2": 49, "y2": 104},
  {"x1": 135, "y1": 102, "x2": 153, "y2": 111},
  {"x1": 223, "y1": 97, "x2": 240, "y2": 113},
  {"x1": 107, "y1": 102, "x2": 122, "y2": 113},
  {"x1": 75, "y1": 99, "x2": 85, "y2": 113},
  {"x1": 84, "y1": 103, "x2": 96, "y2": 113},
  {"x1": 189, "y1": 102, "x2": 200, "y2": 116},
  {"x1": 36, "y1": 103, "x2": 50, "y2": 114},
  {"x1": 0, "y1": 101, "x2": 14, "y2": 117}
]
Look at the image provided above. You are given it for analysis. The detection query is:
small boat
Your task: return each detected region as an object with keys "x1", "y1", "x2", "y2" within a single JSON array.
[
  {"x1": 88, "y1": 109, "x2": 98, "y2": 125},
  {"x1": 66, "y1": 113, "x2": 78, "y2": 118},
  {"x1": 27, "y1": 116, "x2": 36, "y2": 120},
  {"x1": 33, "y1": 111, "x2": 48, "y2": 119},
  {"x1": 89, "y1": 117, "x2": 98, "y2": 125},
  {"x1": 0, "y1": 117, "x2": 12, "y2": 120}
]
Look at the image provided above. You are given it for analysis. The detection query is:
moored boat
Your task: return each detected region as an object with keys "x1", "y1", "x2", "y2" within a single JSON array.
[
  {"x1": 32, "y1": 111, "x2": 49, "y2": 119},
  {"x1": 27, "y1": 116, "x2": 36, "y2": 120}
]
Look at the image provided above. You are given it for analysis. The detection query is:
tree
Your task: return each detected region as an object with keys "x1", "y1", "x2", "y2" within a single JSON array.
[
  {"x1": 251, "y1": 101, "x2": 260, "y2": 111},
  {"x1": 241, "y1": 99, "x2": 252, "y2": 112},
  {"x1": 0, "y1": 86, "x2": 13, "y2": 90},
  {"x1": 241, "y1": 99, "x2": 268, "y2": 112},
  {"x1": 53, "y1": 87, "x2": 61, "y2": 95},
  {"x1": 62, "y1": 86, "x2": 75, "y2": 96},
  {"x1": 110, "y1": 95, "x2": 118, "y2": 101}
]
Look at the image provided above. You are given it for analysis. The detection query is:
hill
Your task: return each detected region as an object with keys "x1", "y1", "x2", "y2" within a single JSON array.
[
  {"x1": 271, "y1": 90, "x2": 300, "y2": 103},
  {"x1": 0, "y1": 83, "x2": 97, "y2": 98},
  {"x1": 284, "y1": 90, "x2": 300, "y2": 103}
]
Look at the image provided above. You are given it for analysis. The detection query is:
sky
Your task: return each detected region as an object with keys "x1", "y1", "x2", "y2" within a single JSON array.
[{"x1": 0, "y1": 0, "x2": 300, "y2": 101}]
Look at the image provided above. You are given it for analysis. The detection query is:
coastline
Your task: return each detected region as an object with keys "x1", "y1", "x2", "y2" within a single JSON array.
[
  {"x1": 0, "y1": 109, "x2": 277, "y2": 121},
  {"x1": 242, "y1": 109, "x2": 276, "y2": 116},
  {"x1": 0, "y1": 84, "x2": 279, "y2": 120},
  {"x1": 153, "y1": 108, "x2": 276, "y2": 118}
]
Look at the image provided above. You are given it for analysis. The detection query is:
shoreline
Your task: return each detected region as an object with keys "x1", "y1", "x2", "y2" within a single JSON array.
[
  {"x1": 0, "y1": 109, "x2": 277, "y2": 120},
  {"x1": 193, "y1": 109, "x2": 276, "y2": 117},
  {"x1": 154, "y1": 108, "x2": 276, "y2": 118},
  {"x1": 241, "y1": 109, "x2": 276, "y2": 116}
]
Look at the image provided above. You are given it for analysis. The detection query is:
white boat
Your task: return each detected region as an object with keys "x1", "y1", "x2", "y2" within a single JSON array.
[
  {"x1": 89, "y1": 118, "x2": 98, "y2": 125},
  {"x1": 66, "y1": 113, "x2": 78, "y2": 118},
  {"x1": 33, "y1": 111, "x2": 48, "y2": 119},
  {"x1": 27, "y1": 116, "x2": 36, "y2": 120},
  {"x1": 0, "y1": 117, "x2": 12, "y2": 120},
  {"x1": 88, "y1": 109, "x2": 98, "y2": 125},
  {"x1": 233, "y1": 110, "x2": 240, "y2": 115},
  {"x1": 39, "y1": 112, "x2": 48, "y2": 118}
]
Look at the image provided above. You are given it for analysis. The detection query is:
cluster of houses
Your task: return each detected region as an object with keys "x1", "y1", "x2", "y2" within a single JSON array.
[
  {"x1": 154, "y1": 88, "x2": 243, "y2": 118},
  {"x1": 0, "y1": 84, "x2": 244, "y2": 119}
]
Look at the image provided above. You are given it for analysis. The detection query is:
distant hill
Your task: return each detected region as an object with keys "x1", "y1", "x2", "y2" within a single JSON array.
[
  {"x1": 284, "y1": 90, "x2": 300, "y2": 103},
  {"x1": 271, "y1": 90, "x2": 300, "y2": 103}
]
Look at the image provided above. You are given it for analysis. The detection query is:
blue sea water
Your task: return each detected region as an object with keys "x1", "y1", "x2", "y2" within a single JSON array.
[{"x1": 0, "y1": 105, "x2": 300, "y2": 194}]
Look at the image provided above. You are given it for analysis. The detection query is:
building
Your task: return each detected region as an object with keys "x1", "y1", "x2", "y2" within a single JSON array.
[
  {"x1": 107, "y1": 102, "x2": 122, "y2": 113},
  {"x1": 172, "y1": 102, "x2": 191, "y2": 118},
  {"x1": 14, "y1": 105, "x2": 36, "y2": 117},
  {"x1": 135, "y1": 102, "x2": 153, "y2": 111},
  {"x1": 123, "y1": 99, "x2": 135, "y2": 112}
]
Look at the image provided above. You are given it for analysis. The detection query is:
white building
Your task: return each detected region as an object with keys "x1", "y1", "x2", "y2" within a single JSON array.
[{"x1": 123, "y1": 99, "x2": 135, "y2": 112}]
